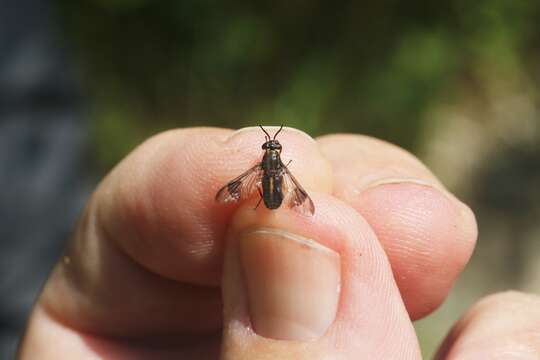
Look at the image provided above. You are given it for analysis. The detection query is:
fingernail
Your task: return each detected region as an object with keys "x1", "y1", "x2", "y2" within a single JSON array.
[
  {"x1": 239, "y1": 227, "x2": 340, "y2": 341},
  {"x1": 363, "y1": 177, "x2": 436, "y2": 191}
]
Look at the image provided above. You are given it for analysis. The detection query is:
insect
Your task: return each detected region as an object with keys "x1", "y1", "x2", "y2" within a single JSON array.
[{"x1": 215, "y1": 125, "x2": 315, "y2": 216}]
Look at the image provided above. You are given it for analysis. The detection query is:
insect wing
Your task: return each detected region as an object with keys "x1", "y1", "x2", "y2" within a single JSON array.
[
  {"x1": 281, "y1": 161, "x2": 315, "y2": 216},
  {"x1": 215, "y1": 164, "x2": 262, "y2": 203}
]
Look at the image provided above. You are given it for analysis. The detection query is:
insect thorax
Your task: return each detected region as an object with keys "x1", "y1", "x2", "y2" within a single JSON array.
[{"x1": 262, "y1": 150, "x2": 281, "y2": 173}]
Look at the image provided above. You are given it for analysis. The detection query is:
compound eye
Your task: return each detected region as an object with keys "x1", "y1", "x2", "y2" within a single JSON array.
[{"x1": 262, "y1": 143, "x2": 268, "y2": 150}]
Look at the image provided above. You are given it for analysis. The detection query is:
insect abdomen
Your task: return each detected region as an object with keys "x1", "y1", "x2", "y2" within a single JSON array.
[{"x1": 262, "y1": 175, "x2": 283, "y2": 209}]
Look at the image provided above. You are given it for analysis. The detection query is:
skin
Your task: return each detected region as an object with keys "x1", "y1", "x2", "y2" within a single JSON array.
[{"x1": 18, "y1": 127, "x2": 540, "y2": 359}]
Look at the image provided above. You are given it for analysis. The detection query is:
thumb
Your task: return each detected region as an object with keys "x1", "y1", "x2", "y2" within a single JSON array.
[{"x1": 220, "y1": 193, "x2": 421, "y2": 359}]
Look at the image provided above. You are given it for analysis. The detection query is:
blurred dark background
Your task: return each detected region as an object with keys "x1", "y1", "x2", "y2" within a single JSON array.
[{"x1": 1, "y1": 0, "x2": 539, "y2": 358}]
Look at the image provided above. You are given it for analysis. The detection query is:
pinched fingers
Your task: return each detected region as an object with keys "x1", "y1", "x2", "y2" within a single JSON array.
[{"x1": 21, "y1": 126, "x2": 478, "y2": 359}]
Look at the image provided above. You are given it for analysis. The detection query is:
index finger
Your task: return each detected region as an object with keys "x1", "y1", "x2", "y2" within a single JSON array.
[{"x1": 98, "y1": 126, "x2": 332, "y2": 285}]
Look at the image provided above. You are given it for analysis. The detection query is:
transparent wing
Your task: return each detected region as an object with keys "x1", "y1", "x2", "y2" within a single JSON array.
[
  {"x1": 215, "y1": 164, "x2": 263, "y2": 203},
  {"x1": 281, "y1": 161, "x2": 315, "y2": 216}
]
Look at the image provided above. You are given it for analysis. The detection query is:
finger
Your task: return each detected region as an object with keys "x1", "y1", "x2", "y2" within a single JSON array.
[
  {"x1": 99, "y1": 126, "x2": 331, "y2": 286},
  {"x1": 20, "y1": 127, "x2": 333, "y2": 357},
  {"x1": 221, "y1": 193, "x2": 422, "y2": 359},
  {"x1": 436, "y1": 291, "x2": 540, "y2": 359},
  {"x1": 317, "y1": 134, "x2": 478, "y2": 320}
]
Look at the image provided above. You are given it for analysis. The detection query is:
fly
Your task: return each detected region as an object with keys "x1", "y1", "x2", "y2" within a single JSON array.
[{"x1": 215, "y1": 125, "x2": 315, "y2": 216}]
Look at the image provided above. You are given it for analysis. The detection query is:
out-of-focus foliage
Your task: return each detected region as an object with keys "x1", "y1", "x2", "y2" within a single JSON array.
[{"x1": 57, "y1": 0, "x2": 540, "y2": 171}]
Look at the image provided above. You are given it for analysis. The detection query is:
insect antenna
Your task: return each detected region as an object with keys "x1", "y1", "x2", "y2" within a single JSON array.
[
  {"x1": 273, "y1": 124, "x2": 284, "y2": 139},
  {"x1": 259, "y1": 125, "x2": 271, "y2": 141}
]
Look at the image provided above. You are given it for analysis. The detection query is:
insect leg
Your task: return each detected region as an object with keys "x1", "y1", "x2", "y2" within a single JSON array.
[{"x1": 254, "y1": 187, "x2": 263, "y2": 210}]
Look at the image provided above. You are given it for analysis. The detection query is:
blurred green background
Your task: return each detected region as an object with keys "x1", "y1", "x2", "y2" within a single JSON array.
[{"x1": 57, "y1": 0, "x2": 540, "y2": 357}]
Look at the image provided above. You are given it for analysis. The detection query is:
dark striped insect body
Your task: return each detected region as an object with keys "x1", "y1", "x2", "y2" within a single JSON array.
[
  {"x1": 215, "y1": 125, "x2": 315, "y2": 216},
  {"x1": 261, "y1": 142, "x2": 284, "y2": 209}
]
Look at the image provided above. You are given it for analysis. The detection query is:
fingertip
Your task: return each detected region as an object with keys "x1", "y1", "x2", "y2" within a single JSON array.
[
  {"x1": 224, "y1": 126, "x2": 333, "y2": 194},
  {"x1": 317, "y1": 134, "x2": 479, "y2": 320},
  {"x1": 354, "y1": 182, "x2": 477, "y2": 319},
  {"x1": 227, "y1": 126, "x2": 317, "y2": 144}
]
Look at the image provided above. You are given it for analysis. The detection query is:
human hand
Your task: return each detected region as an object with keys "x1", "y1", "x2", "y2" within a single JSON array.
[{"x1": 18, "y1": 127, "x2": 540, "y2": 359}]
